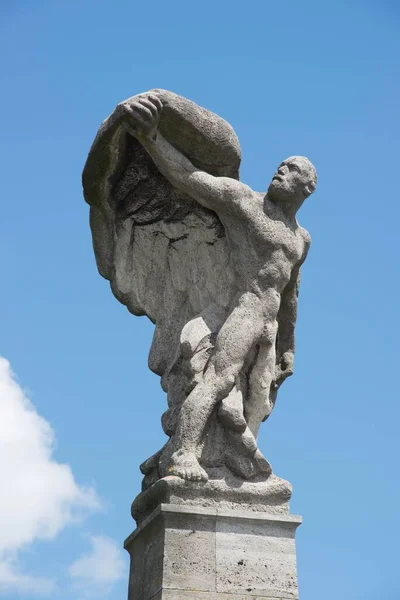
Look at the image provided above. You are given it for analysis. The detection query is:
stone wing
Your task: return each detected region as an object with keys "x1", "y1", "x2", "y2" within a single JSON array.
[{"x1": 83, "y1": 89, "x2": 241, "y2": 379}]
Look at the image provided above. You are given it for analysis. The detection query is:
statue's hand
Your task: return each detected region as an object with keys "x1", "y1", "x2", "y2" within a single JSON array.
[
  {"x1": 117, "y1": 92, "x2": 163, "y2": 140},
  {"x1": 273, "y1": 351, "x2": 294, "y2": 389}
]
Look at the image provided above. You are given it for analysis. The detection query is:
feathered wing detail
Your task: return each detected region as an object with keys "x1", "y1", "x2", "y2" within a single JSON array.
[
  {"x1": 89, "y1": 134, "x2": 235, "y2": 375},
  {"x1": 83, "y1": 90, "x2": 271, "y2": 483}
]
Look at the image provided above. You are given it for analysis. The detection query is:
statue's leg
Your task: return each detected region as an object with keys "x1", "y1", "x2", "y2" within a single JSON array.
[
  {"x1": 246, "y1": 341, "x2": 277, "y2": 438},
  {"x1": 169, "y1": 292, "x2": 264, "y2": 482}
]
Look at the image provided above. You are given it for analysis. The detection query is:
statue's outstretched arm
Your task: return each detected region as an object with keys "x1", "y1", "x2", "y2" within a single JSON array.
[
  {"x1": 140, "y1": 132, "x2": 241, "y2": 211},
  {"x1": 118, "y1": 92, "x2": 250, "y2": 212}
]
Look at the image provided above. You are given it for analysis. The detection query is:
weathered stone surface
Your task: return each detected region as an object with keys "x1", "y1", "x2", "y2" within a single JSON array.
[
  {"x1": 83, "y1": 89, "x2": 317, "y2": 491},
  {"x1": 125, "y1": 504, "x2": 302, "y2": 600},
  {"x1": 83, "y1": 89, "x2": 317, "y2": 600},
  {"x1": 132, "y1": 471, "x2": 292, "y2": 525}
]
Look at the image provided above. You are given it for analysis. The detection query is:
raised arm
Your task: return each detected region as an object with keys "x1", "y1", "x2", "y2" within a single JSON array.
[{"x1": 117, "y1": 92, "x2": 249, "y2": 212}]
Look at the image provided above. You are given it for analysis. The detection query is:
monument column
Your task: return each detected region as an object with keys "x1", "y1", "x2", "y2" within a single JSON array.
[
  {"x1": 124, "y1": 475, "x2": 302, "y2": 600},
  {"x1": 125, "y1": 504, "x2": 301, "y2": 600}
]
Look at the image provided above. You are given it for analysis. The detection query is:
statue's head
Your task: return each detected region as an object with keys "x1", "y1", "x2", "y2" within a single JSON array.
[{"x1": 268, "y1": 156, "x2": 317, "y2": 205}]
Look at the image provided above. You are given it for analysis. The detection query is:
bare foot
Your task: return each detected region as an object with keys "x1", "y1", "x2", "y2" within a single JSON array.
[{"x1": 168, "y1": 450, "x2": 208, "y2": 482}]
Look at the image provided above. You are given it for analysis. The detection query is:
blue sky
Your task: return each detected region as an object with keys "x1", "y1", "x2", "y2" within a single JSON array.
[{"x1": 1, "y1": 1, "x2": 399, "y2": 598}]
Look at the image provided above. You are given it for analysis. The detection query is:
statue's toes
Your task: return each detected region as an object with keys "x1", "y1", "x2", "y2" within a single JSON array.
[
  {"x1": 187, "y1": 465, "x2": 208, "y2": 482},
  {"x1": 191, "y1": 470, "x2": 202, "y2": 482},
  {"x1": 169, "y1": 453, "x2": 209, "y2": 482},
  {"x1": 198, "y1": 467, "x2": 209, "y2": 482}
]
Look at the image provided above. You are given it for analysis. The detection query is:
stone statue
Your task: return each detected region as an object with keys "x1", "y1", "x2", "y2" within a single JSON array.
[{"x1": 83, "y1": 89, "x2": 316, "y2": 493}]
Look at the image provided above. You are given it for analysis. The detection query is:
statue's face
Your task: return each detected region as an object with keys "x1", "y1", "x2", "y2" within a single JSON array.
[{"x1": 268, "y1": 156, "x2": 316, "y2": 203}]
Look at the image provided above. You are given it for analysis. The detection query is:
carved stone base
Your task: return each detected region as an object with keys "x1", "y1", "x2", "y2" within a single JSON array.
[
  {"x1": 124, "y1": 502, "x2": 302, "y2": 600},
  {"x1": 132, "y1": 471, "x2": 293, "y2": 525}
]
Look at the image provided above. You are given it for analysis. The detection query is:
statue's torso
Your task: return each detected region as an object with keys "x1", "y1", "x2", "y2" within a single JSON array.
[{"x1": 220, "y1": 192, "x2": 308, "y2": 300}]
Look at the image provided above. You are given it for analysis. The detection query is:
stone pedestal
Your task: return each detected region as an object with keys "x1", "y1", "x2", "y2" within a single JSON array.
[{"x1": 124, "y1": 501, "x2": 302, "y2": 600}]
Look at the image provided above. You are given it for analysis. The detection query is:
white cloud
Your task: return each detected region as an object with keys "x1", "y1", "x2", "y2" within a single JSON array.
[
  {"x1": 68, "y1": 535, "x2": 126, "y2": 597},
  {"x1": 0, "y1": 559, "x2": 55, "y2": 596},
  {"x1": 0, "y1": 357, "x2": 102, "y2": 595}
]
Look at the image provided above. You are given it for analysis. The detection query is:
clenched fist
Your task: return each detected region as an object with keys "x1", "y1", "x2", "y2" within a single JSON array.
[{"x1": 117, "y1": 92, "x2": 163, "y2": 140}]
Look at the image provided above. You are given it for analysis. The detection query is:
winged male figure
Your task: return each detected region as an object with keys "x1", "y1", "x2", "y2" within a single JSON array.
[{"x1": 114, "y1": 92, "x2": 317, "y2": 482}]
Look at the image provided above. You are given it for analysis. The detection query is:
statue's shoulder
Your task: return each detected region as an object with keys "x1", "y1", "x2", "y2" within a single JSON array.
[
  {"x1": 218, "y1": 180, "x2": 259, "y2": 216},
  {"x1": 298, "y1": 225, "x2": 311, "y2": 247}
]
